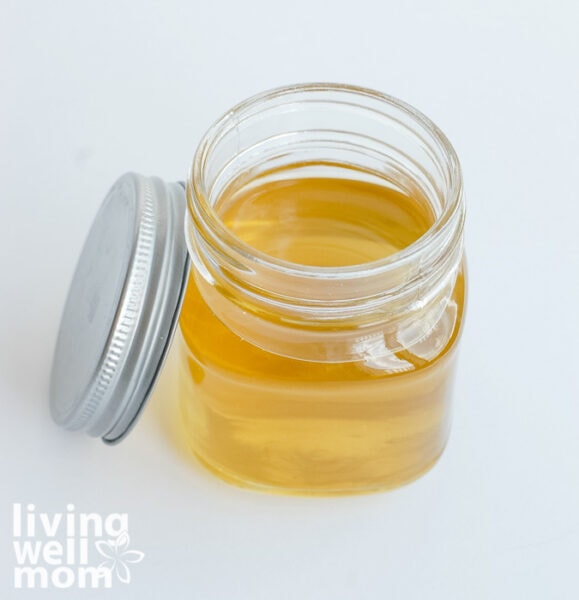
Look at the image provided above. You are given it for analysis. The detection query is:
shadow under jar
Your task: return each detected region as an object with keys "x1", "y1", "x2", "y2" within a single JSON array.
[{"x1": 179, "y1": 83, "x2": 466, "y2": 495}]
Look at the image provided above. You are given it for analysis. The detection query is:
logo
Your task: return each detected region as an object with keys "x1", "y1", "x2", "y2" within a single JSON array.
[{"x1": 12, "y1": 503, "x2": 144, "y2": 590}]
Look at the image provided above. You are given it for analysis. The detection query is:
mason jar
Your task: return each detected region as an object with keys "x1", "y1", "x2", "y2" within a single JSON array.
[{"x1": 179, "y1": 83, "x2": 466, "y2": 494}]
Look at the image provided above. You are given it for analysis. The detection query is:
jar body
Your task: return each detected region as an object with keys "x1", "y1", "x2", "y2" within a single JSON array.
[
  {"x1": 179, "y1": 84, "x2": 466, "y2": 494},
  {"x1": 179, "y1": 270, "x2": 465, "y2": 494}
]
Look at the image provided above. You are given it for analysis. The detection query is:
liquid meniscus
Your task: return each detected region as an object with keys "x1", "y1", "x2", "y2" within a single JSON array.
[{"x1": 217, "y1": 175, "x2": 434, "y2": 266}]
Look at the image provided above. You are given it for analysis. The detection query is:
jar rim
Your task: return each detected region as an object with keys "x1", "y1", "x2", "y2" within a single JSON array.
[{"x1": 189, "y1": 82, "x2": 464, "y2": 281}]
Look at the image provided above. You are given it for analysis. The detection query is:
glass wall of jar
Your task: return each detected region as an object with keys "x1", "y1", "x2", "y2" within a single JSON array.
[{"x1": 180, "y1": 84, "x2": 466, "y2": 495}]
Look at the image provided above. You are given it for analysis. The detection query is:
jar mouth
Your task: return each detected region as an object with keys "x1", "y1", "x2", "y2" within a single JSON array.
[{"x1": 189, "y1": 82, "x2": 463, "y2": 281}]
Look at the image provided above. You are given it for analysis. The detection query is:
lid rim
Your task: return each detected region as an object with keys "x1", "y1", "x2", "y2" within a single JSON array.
[{"x1": 101, "y1": 179, "x2": 191, "y2": 443}]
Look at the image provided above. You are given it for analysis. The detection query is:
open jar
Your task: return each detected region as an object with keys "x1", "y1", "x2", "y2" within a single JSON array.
[{"x1": 50, "y1": 83, "x2": 466, "y2": 495}]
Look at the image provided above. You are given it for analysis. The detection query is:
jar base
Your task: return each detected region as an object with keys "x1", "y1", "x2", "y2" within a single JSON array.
[{"x1": 190, "y1": 444, "x2": 448, "y2": 497}]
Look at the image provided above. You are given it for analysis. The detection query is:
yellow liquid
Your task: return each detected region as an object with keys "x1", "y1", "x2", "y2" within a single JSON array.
[{"x1": 179, "y1": 170, "x2": 465, "y2": 494}]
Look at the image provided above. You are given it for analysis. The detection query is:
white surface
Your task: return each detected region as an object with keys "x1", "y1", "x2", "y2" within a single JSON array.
[{"x1": 2, "y1": 1, "x2": 578, "y2": 598}]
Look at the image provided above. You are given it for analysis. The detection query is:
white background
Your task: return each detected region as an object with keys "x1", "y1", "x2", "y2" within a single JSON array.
[{"x1": 2, "y1": 1, "x2": 578, "y2": 598}]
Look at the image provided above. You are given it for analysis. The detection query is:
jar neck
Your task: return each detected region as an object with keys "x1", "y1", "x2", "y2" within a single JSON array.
[{"x1": 186, "y1": 84, "x2": 464, "y2": 363}]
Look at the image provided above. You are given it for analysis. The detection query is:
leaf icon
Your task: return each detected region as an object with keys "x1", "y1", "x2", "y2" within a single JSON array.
[{"x1": 93, "y1": 531, "x2": 145, "y2": 584}]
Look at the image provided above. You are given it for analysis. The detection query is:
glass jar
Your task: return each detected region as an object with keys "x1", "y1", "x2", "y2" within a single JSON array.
[{"x1": 179, "y1": 83, "x2": 466, "y2": 495}]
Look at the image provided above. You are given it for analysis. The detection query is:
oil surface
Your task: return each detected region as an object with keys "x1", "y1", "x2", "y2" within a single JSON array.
[
  {"x1": 179, "y1": 168, "x2": 464, "y2": 494},
  {"x1": 216, "y1": 175, "x2": 433, "y2": 266}
]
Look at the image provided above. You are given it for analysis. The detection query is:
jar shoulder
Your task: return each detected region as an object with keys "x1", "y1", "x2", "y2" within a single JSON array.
[{"x1": 178, "y1": 268, "x2": 466, "y2": 384}]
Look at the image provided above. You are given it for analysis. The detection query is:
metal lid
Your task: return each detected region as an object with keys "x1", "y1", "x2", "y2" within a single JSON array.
[{"x1": 49, "y1": 173, "x2": 190, "y2": 444}]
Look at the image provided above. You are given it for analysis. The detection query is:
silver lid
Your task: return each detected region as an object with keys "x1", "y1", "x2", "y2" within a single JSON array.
[{"x1": 49, "y1": 173, "x2": 190, "y2": 444}]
